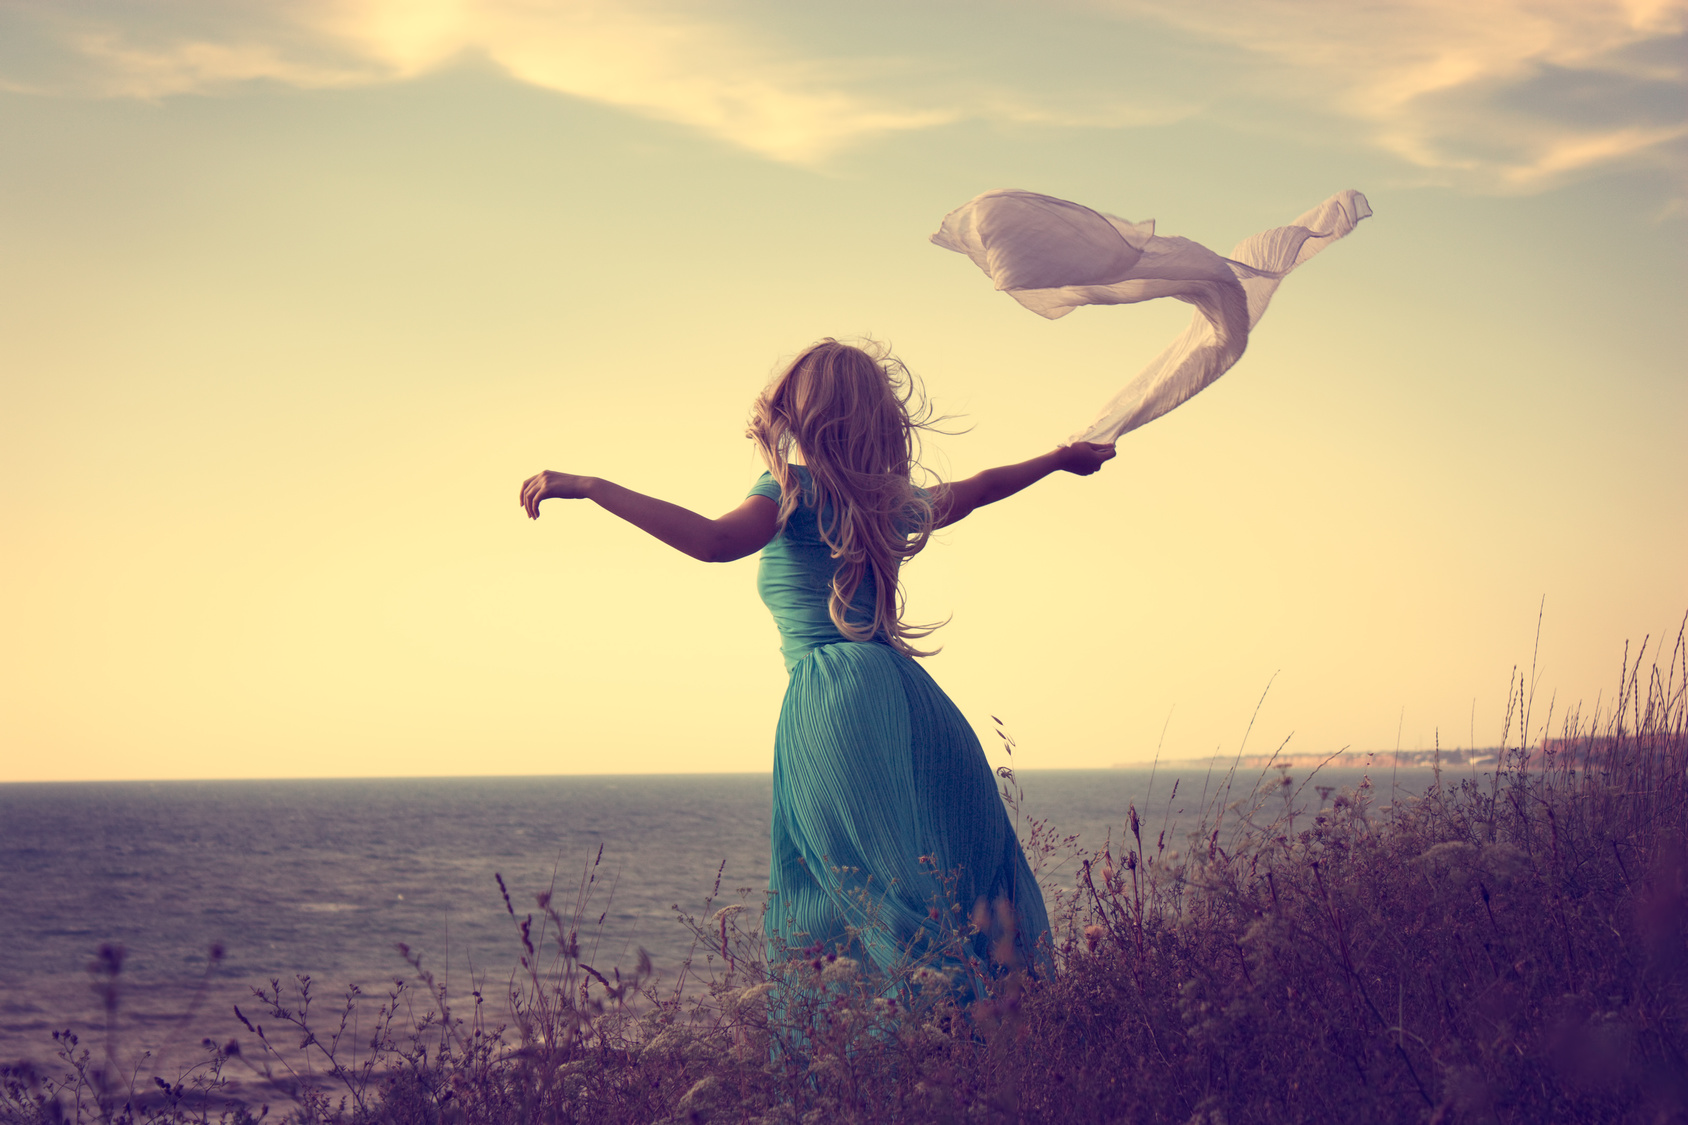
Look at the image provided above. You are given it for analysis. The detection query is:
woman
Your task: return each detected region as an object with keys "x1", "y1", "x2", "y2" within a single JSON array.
[{"x1": 520, "y1": 339, "x2": 1114, "y2": 995}]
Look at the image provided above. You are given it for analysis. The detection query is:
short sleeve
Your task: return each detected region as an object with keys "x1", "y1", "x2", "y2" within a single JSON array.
[
  {"x1": 747, "y1": 472, "x2": 782, "y2": 503},
  {"x1": 899, "y1": 486, "x2": 933, "y2": 536}
]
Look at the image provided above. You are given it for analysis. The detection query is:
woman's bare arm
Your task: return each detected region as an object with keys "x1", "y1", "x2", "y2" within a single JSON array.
[
  {"x1": 933, "y1": 441, "x2": 1115, "y2": 529},
  {"x1": 520, "y1": 471, "x2": 778, "y2": 563}
]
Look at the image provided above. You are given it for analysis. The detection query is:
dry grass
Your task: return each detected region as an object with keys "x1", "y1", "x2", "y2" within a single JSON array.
[{"x1": 5, "y1": 627, "x2": 1685, "y2": 1124}]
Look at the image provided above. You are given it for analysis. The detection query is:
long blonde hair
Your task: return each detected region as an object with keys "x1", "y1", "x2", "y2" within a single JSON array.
[{"x1": 747, "y1": 338, "x2": 945, "y2": 657}]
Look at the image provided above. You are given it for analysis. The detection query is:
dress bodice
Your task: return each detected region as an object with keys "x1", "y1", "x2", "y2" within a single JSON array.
[{"x1": 747, "y1": 467, "x2": 884, "y2": 671}]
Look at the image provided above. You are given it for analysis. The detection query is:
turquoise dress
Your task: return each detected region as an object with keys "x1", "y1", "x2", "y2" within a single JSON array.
[{"x1": 748, "y1": 467, "x2": 1050, "y2": 993}]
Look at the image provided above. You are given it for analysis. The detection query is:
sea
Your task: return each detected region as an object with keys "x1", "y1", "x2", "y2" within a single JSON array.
[{"x1": 0, "y1": 766, "x2": 1439, "y2": 1086}]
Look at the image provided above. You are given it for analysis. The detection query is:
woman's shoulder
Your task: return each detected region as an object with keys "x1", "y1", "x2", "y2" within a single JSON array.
[{"x1": 746, "y1": 465, "x2": 814, "y2": 504}]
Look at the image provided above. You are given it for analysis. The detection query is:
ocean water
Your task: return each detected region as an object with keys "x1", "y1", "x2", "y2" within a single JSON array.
[{"x1": 0, "y1": 766, "x2": 1434, "y2": 1079}]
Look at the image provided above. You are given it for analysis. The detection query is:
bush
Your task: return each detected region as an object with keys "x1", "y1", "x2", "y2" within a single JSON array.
[{"x1": 6, "y1": 629, "x2": 1685, "y2": 1124}]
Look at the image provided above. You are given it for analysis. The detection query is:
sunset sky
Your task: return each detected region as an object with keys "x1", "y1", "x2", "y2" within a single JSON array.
[{"x1": 3, "y1": 1, "x2": 1684, "y2": 781}]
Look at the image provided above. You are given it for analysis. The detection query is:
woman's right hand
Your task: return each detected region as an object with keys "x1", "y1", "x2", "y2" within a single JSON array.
[{"x1": 520, "y1": 471, "x2": 596, "y2": 518}]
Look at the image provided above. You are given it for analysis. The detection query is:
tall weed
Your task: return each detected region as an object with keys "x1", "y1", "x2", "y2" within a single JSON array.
[{"x1": 5, "y1": 627, "x2": 1685, "y2": 1123}]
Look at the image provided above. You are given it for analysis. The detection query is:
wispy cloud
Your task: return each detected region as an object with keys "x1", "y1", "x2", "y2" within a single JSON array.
[
  {"x1": 1, "y1": 1, "x2": 954, "y2": 162},
  {"x1": 317, "y1": 1, "x2": 956, "y2": 163},
  {"x1": 1095, "y1": 0, "x2": 1688, "y2": 190},
  {"x1": 2, "y1": 0, "x2": 1683, "y2": 188}
]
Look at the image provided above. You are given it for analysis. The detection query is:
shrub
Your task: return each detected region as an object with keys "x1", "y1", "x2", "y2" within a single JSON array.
[{"x1": 6, "y1": 628, "x2": 1685, "y2": 1123}]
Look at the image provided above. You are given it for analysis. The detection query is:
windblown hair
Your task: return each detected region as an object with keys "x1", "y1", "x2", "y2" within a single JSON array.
[{"x1": 747, "y1": 339, "x2": 946, "y2": 657}]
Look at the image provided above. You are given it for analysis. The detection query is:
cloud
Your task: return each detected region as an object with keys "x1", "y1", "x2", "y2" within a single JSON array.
[
  {"x1": 318, "y1": 1, "x2": 957, "y2": 162},
  {"x1": 0, "y1": 1, "x2": 953, "y2": 163},
  {"x1": 2, "y1": 0, "x2": 1683, "y2": 189},
  {"x1": 1094, "y1": 0, "x2": 1688, "y2": 190}
]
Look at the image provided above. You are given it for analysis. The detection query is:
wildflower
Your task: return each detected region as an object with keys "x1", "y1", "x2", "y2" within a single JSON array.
[
  {"x1": 910, "y1": 966, "x2": 951, "y2": 988},
  {"x1": 1416, "y1": 841, "x2": 1478, "y2": 868},
  {"x1": 821, "y1": 957, "x2": 859, "y2": 983},
  {"x1": 677, "y1": 1076, "x2": 720, "y2": 1113},
  {"x1": 1480, "y1": 843, "x2": 1529, "y2": 884},
  {"x1": 1083, "y1": 924, "x2": 1105, "y2": 953},
  {"x1": 639, "y1": 1026, "x2": 687, "y2": 1058}
]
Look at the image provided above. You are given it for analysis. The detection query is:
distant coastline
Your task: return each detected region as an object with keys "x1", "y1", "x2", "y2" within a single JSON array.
[
  {"x1": 1114, "y1": 747, "x2": 1504, "y2": 770},
  {"x1": 1114, "y1": 736, "x2": 1630, "y2": 771}
]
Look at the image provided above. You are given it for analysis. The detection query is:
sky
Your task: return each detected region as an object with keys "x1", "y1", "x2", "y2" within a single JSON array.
[{"x1": 2, "y1": 0, "x2": 1684, "y2": 782}]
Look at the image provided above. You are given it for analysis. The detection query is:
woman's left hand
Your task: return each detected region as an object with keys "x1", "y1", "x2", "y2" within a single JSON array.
[
  {"x1": 520, "y1": 470, "x2": 596, "y2": 518},
  {"x1": 1057, "y1": 441, "x2": 1117, "y2": 476}
]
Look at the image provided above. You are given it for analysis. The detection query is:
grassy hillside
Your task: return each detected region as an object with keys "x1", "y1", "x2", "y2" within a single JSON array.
[{"x1": 7, "y1": 633, "x2": 1685, "y2": 1124}]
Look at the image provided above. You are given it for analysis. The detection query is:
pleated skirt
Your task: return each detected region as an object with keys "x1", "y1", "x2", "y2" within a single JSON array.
[{"x1": 765, "y1": 640, "x2": 1050, "y2": 995}]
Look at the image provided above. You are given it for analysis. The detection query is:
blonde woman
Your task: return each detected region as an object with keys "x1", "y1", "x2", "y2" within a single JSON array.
[{"x1": 520, "y1": 339, "x2": 1114, "y2": 991}]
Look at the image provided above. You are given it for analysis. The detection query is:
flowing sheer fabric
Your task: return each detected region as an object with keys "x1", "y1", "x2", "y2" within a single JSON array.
[{"x1": 931, "y1": 189, "x2": 1371, "y2": 443}]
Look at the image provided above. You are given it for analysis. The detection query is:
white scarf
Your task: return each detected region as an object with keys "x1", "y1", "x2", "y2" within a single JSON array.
[{"x1": 932, "y1": 189, "x2": 1371, "y2": 443}]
